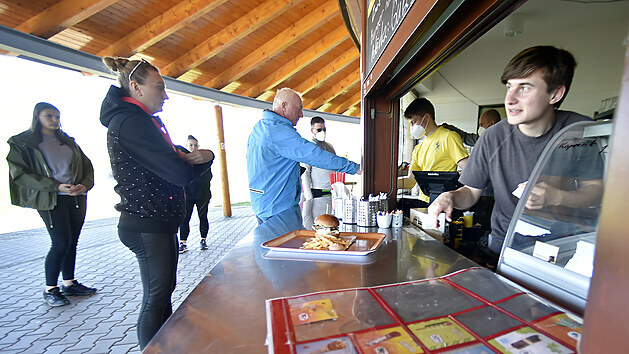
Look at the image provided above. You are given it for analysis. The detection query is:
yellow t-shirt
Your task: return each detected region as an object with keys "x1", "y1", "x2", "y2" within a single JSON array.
[{"x1": 410, "y1": 126, "x2": 469, "y2": 202}]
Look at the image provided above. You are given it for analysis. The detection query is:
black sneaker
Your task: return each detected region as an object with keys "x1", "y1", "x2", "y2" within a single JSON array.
[
  {"x1": 60, "y1": 281, "x2": 97, "y2": 296},
  {"x1": 44, "y1": 287, "x2": 70, "y2": 307},
  {"x1": 179, "y1": 242, "x2": 188, "y2": 254},
  {"x1": 200, "y1": 239, "x2": 208, "y2": 250}
]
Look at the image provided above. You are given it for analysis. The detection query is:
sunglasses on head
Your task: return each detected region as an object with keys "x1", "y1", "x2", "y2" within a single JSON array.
[
  {"x1": 315, "y1": 128, "x2": 326, "y2": 132},
  {"x1": 128, "y1": 58, "x2": 149, "y2": 82}
]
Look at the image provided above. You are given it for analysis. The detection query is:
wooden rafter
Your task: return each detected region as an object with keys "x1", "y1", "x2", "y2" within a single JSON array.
[
  {"x1": 332, "y1": 91, "x2": 361, "y2": 114},
  {"x1": 205, "y1": 0, "x2": 339, "y2": 89},
  {"x1": 304, "y1": 70, "x2": 360, "y2": 110},
  {"x1": 236, "y1": 27, "x2": 349, "y2": 98},
  {"x1": 0, "y1": 0, "x2": 363, "y2": 117},
  {"x1": 162, "y1": 0, "x2": 299, "y2": 78},
  {"x1": 97, "y1": 0, "x2": 229, "y2": 57},
  {"x1": 293, "y1": 52, "x2": 358, "y2": 96},
  {"x1": 16, "y1": 0, "x2": 119, "y2": 39}
]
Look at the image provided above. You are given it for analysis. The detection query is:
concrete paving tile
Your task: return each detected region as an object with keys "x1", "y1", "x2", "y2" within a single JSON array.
[
  {"x1": 0, "y1": 329, "x2": 36, "y2": 347},
  {"x1": 65, "y1": 333, "x2": 104, "y2": 351},
  {"x1": 0, "y1": 207, "x2": 256, "y2": 353},
  {"x1": 0, "y1": 325, "x2": 22, "y2": 341},
  {"x1": 22, "y1": 338, "x2": 60, "y2": 353},
  {"x1": 3, "y1": 333, "x2": 49, "y2": 351},
  {"x1": 43, "y1": 344, "x2": 70, "y2": 354},
  {"x1": 109, "y1": 342, "x2": 140, "y2": 354},
  {"x1": 88, "y1": 338, "x2": 120, "y2": 354}
]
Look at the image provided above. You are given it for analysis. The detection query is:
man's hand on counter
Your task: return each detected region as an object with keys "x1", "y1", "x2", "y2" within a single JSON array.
[
  {"x1": 428, "y1": 185, "x2": 483, "y2": 228},
  {"x1": 428, "y1": 192, "x2": 455, "y2": 228}
]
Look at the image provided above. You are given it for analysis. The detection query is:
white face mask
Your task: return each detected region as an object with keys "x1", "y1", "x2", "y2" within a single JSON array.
[
  {"x1": 410, "y1": 116, "x2": 427, "y2": 139},
  {"x1": 477, "y1": 127, "x2": 486, "y2": 136},
  {"x1": 314, "y1": 131, "x2": 326, "y2": 141}
]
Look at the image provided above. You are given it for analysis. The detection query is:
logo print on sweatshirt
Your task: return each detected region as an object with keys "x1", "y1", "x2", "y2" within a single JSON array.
[{"x1": 435, "y1": 142, "x2": 441, "y2": 150}]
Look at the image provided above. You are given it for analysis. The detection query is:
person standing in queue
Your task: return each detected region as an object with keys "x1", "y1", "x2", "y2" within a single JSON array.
[
  {"x1": 247, "y1": 88, "x2": 360, "y2": 225},
  {"x1": 177, "y1": 135, "x2": 214, "y2": 254},
  {"x1": 428, "y1": 46, "x2": 599, "y2": 264},
  {"x1": 7, "y1": 102, "x2": 96, "y2": 307},
  {"x1": 100, "y1": 57, "x2": 212, "y2": 349},
  {"x1": 300, "y1": 116, "x2": 336, "y2": 229}
]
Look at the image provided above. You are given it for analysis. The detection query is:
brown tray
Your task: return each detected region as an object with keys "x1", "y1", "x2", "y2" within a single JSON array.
[{"x1": 261, "y1": 230, "x2": 385, "y2": 256}]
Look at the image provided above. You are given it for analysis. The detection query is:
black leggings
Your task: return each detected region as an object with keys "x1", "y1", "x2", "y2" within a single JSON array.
[
  {"x1": 179, "y1": 198, "x2": 209, "y2": 241},
  {"x1": 38, "y1": 195, "x2": 87, "y2": 287},
  {"x1": 118, "y1": 229, "x2": 178, "y2": 350}
]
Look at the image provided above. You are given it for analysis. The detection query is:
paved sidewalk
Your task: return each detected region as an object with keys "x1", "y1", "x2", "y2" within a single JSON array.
[{"x1": 0, "y1": 206, "x2": 257, "y2": 353}]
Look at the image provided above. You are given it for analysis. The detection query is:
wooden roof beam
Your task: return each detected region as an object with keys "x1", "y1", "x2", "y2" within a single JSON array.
[
  {"x1": 205, "y1": 0, "x2": 339, "y2": 89},
  {"x1": 292, "y1": 53, "x2": 358, "y2": 96},
  {"x1": 332, "y1": 91, "x2": 361, "y2": 114},
  {"x1": 97, "y1": 0, "x2": 229, "y2": 58},
  {"x1": 16, "y1": 0, "x2": 119, "y2": 39},
  {"x1": 304, "y1": 70, "x2": 360, "y2": 110},
  {"x1": 236, "y1": 27, "x2": 349, "y2": 98},
  {"x1": 162, "y1": 0, "x2": 299, "y2": 78}
]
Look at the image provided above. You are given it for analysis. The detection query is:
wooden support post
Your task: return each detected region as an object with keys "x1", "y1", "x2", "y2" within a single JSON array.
[{"x1": 214, "y1": 105, "x2": 232, "y2": 217}]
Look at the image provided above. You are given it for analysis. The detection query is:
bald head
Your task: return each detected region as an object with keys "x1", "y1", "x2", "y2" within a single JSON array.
[
  {"x1": 480, "y1": 109, "x2": 501, "y2": 129},
  {"x1": 273, "y1": 88, "x2": 303, "y2": 126}
]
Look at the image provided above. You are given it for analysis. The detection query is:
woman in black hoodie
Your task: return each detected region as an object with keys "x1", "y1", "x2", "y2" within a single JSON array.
[{"x1": 100, "y1": 57, "x2": 212, "y2": 349}]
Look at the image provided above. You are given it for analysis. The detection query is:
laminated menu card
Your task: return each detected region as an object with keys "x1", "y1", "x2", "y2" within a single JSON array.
[{"x1": 265, "y1": 267, "x2": 582, "y2": 353}]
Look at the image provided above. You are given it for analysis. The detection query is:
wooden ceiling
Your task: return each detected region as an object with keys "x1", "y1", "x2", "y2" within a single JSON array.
[{"x1": 0, "y1": 0, "x2": 362, "y2": 117}]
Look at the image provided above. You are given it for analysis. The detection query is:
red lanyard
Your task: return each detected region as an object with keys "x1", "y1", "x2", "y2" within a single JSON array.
[{"x1": 122, "y1": 96, "x2": 176, "y2": 152}]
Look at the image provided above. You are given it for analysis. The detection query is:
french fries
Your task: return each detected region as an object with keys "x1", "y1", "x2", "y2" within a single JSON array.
[{"x1": 301, "y1": 234, "x2": 352, "y2": 250}]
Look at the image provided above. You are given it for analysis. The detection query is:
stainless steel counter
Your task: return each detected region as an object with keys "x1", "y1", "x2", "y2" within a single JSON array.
[{"x1": 144, "y1": 208, "x2": 477, "y2": 353}]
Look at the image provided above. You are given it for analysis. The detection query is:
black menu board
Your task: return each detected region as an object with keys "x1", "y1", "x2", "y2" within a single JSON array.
[{"x1": 365, "y1": 0, "x2": 416, "y2": 76}]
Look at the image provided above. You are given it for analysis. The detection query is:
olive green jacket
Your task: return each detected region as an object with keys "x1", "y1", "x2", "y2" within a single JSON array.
[{"x1": 6, "y1": 130, "x2": 94, "y2": 210}]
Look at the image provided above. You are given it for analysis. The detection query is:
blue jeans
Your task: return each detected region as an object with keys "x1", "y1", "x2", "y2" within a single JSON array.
[{"x1": 118, "y1": 229, "x2": 178, "y2": 350}]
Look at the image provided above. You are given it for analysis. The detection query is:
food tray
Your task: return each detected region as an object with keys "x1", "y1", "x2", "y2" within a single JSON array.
[{"x1": 261, "y1": 230, "x2": 385, "y2": 256}]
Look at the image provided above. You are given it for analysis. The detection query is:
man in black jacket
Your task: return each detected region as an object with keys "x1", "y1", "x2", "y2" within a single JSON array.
[{"x1": 178, "y1": 135, "x2": 214, "y2": 253}]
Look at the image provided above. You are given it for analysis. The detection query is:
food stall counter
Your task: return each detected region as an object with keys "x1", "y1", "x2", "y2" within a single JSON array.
[{"x1": 143, "y1": 208, "x2": 477, "y2": 353}]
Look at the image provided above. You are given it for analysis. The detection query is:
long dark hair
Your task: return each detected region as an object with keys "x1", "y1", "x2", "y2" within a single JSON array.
[{"x1": 30, "y1": 102, "x2": 62, "y2": 143}]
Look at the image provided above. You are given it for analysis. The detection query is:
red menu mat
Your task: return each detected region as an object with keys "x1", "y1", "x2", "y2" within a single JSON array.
[{"x1": 265, "y1": 267, "x2": 581, "y2": 353}]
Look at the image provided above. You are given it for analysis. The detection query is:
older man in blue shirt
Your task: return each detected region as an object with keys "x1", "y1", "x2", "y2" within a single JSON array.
[{"x1": 247, "y1": 88, "x2": 360, "y2": 224}]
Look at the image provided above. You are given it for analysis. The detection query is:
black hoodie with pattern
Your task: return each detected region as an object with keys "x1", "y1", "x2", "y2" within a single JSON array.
[{"x1": 100, "y1": 85, "x2": 193, "y2": 233}]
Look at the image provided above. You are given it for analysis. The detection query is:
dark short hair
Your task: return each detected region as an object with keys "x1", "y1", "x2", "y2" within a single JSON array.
[
  {"x1": 310, "y1": 116, "x2": 325, "y2": 127},
  {"x1": 403, "y1": 98, "x2": 435, "y2": 120},
  {"x1": 481, "y1": 109, "x2": 501, "y2": 124},
  {"x1": 187, "y1": 135, "x2": 197, "y2": 141},
  {"x1": 501, "y1": 46, "x2": 576, "y2": 108}
]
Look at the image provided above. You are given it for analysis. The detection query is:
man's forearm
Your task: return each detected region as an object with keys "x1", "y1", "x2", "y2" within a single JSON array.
[{"x1": 451, "y1": 186, "x2": 481, "y2": 210}]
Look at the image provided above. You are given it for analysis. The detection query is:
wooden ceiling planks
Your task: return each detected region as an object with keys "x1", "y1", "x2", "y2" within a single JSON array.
[{"x1": 0, "y1": 0, "x2": 362, "y2": 117}]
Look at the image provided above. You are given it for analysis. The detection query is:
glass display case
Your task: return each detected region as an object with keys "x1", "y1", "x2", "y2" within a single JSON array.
[{"x1": 498, "y1": 120, "x2": 611, "y2": 315}]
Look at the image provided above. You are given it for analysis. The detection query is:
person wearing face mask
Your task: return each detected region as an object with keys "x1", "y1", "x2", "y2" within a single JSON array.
[
  {"x1": 300, "y1": 116, "x2": 336, "y2": 229},
  {"x1": 247, "y1": 89, "x2": 360, "y2": 225},
  {"x1": 428, "y1": 46, "x2": 598, "y2": 264},
  {"x1": 442, "y1": 109, "x2": 501, "y2": 146},
  {"x1": 397, "y1": 98, "x2": 469, "y2": 204}
]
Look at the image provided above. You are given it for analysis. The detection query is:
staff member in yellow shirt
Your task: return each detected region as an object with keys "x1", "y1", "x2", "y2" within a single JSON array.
[{"x1": 397, "y1": 98, "x2": 469, "y2": 204}]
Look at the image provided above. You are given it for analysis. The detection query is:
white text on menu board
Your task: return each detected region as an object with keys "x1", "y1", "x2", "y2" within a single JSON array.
[{"x1": 368, "y1": 0, "x2": 416, "y2": 71}]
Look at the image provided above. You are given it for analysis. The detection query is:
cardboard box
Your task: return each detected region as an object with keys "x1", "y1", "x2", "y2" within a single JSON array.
[{"x1": 410, "y1": 208, "x2": 446, "y2": 242}]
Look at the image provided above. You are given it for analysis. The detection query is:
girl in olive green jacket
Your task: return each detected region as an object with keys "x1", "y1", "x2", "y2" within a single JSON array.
[{"x1": 6, "y1": 102, "x2": 97, "y2": 307}]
